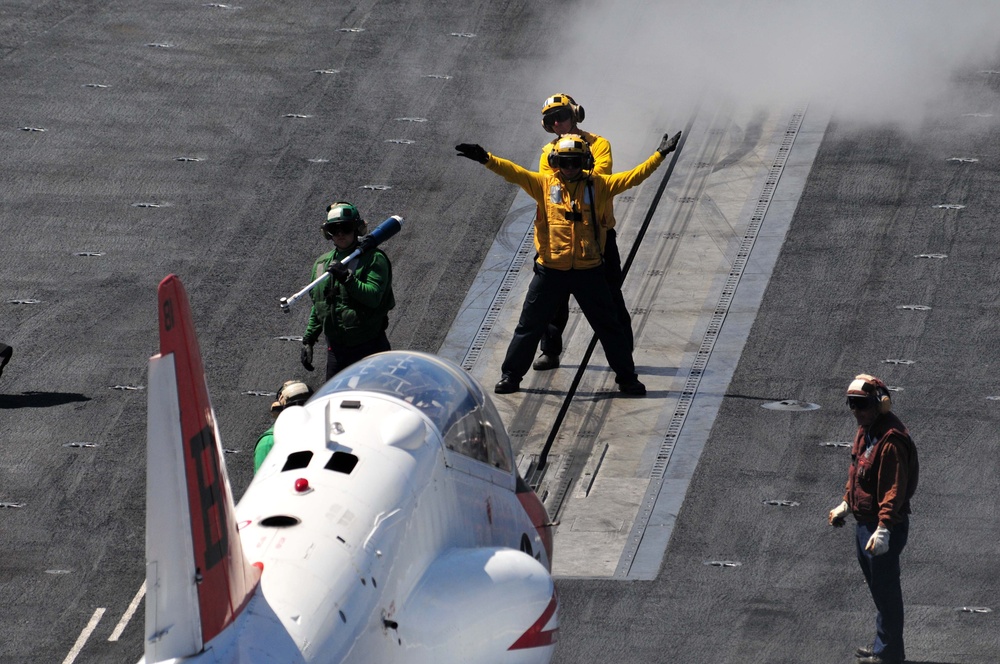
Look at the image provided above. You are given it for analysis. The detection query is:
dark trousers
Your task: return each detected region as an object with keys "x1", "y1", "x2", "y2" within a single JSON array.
[
  {"x1": 539, "y1": 230, "x2": 633, "y2": 356},
  {"x1": 855, "y1": 519, "x2": 908, "y2": 662},
  {"x1": 502, "y1": 263, "x2": 636, "y2": 383},
  {"x1": 325, "y1": 331, "x2": 391, "y2": 380}
]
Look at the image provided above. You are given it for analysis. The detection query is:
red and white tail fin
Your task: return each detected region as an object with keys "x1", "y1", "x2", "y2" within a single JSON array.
[{"x1": 145, "y1": 275, "x2": 259, "y2": 662}]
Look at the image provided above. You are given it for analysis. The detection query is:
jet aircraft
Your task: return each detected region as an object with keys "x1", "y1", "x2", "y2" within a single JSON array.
[{"x1": 142, "y1": 274, "x2": 558, "y2": 663}]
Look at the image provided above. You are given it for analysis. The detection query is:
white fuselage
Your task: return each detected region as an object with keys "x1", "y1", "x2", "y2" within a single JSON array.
[
  {"x1": 143, "y1": 283, "x2": 556, "y2": 664},
  {"x1": 203, "y1": 388, "x2": 553, "y2": 663}
]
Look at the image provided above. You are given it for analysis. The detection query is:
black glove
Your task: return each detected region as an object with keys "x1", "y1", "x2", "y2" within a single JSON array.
[
  {"x1": 326, "y1": 260, "x2": 351, "y2": 283},
  {"x1": 300, "y1": 343, "x2": 315, "y2": 372},
  {"x1": 455, "y1": 143, "x2": 488, "y2": 164},
  {"x1": 657, "y1": 131, "x2": 682, "y2": 156}
]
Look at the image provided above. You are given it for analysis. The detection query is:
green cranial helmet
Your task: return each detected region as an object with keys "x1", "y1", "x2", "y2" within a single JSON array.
[{"x1": 323, "y1": 201, "x2": 366, "y2": 237}]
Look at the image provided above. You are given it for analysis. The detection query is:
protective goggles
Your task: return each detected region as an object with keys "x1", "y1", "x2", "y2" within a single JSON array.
[
  {"x1": 556, "y1": 154, "x2": 584, "y2": 169},
  {"x1": 324, "y1": 222, "x2": 355, "y2": 235},
  {"x1": 544, "y1": 108, "x2": 572, "y2": 125},
  {"x1": 846, "y1": 396, "x2": 874, "y2": 410}
]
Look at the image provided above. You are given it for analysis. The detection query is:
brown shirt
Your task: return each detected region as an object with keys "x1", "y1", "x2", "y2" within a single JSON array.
[{"x1": 842, "y1": 412, "x2": 918, "y2": 528}]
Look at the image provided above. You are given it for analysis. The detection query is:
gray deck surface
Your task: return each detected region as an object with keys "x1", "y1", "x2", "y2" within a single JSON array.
[{"x1": 1, "y1": 2, "x2": 998, "y2": 663}]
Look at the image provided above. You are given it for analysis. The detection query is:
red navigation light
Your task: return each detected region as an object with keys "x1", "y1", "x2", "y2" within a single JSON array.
[{"x1": 294, "y1": 478, "x2": 310, "y2": 493}]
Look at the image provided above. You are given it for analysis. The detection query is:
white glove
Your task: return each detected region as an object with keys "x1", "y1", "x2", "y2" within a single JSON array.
[
  {"x1": 865, "y1": 526, "x2": 890, "y2": 556},
  {"x1": 828, "y1": 500, "x2": 849, "y2": 527}
]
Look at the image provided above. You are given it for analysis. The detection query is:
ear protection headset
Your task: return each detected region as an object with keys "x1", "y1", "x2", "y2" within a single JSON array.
[
  {"x1": 541, "y1": 93, "x2": 585, "y2": 133},
  {"x1": 847, "y1": 373, "x2": 892, "y2": 413},
  {"x1": 546, "y1": 134, "x2": 595, "y2": 170}
]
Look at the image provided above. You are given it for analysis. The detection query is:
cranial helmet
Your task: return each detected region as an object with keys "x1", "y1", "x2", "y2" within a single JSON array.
[
  {"x1": 323, "y1": 201, "x2": 366, "y2": 238},
  {"x1": 541, "y1": 93, "x2": 585, "y2": 133},
  {"x1": 271, "y1": 379, "x2": 313, "y2": 415},
  {"x1": 547, "y1": 134, "x2": 595, "y2": 170},
  {"x1": 846, "y1": 373, "x2": 892, "y2": 413}
]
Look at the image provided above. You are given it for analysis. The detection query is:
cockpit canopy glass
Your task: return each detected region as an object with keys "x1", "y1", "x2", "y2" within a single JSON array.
[{"x1": 311, "y1": 352, "x2": 513, "y2": 471}]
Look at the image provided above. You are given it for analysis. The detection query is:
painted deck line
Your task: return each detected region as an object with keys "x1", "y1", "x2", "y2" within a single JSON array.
[
  {"x1": 623, "y1": 105, "x2": 831, "y2": 579},
  {"x1": 436, "y1": 105, "x2": 830, "y2": 579},
  {"x1": 62, "y1": 607, "x2": 105, "y2": 664},
  {"x1": 108, "y1": 581, "x2": 146, "y2": 642}
]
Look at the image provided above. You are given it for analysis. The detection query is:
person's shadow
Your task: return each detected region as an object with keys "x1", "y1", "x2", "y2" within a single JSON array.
[{"x1": 0, "y1": 391, "x2": 91, "y2": 409}]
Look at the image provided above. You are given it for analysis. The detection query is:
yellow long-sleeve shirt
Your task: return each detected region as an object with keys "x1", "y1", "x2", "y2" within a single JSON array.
[{"x1": 485, "y1": 150, "x2": 665, "y2": 270}]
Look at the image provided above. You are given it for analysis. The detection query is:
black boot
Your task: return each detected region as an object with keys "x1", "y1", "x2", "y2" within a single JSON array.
[
  {"x1": 494, "y1": 375, "x2": 521, "y2": 394},
  {"x1": 532, "y1": 353, "x2": 560, "y2": 371}
]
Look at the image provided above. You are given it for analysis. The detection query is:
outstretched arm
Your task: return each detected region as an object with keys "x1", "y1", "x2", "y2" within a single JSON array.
[
  {"x1": 604, "y1": 131, "x2": 683, "y2": 197},
  {"x1": 456, "y1": 143, "x2": 546, "y2": 202}
]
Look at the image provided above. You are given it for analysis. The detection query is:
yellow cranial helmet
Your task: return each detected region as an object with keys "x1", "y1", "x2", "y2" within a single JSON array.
[
  {"x1": 541, "y1": 93, "x2": 585, "y2": 133},
  {"x1": 547, "y1": 134, "x2": 594, "y2": 170}
]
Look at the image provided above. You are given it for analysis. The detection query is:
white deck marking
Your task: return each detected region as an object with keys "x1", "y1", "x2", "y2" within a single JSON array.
[
  {"x1": 62, "y1": 607, "x2": 105, "y2": 664},
  {"x1": 108, "y1": 581, "x2": 146, "y2": 641},
  {"x1": 440, "y1": 104, "x2": 830, "y2": 579}
]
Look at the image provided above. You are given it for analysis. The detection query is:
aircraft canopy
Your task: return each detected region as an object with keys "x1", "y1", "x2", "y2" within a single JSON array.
[{"x1": 312, "y1": 352, "x2": 513, "y2": 471}]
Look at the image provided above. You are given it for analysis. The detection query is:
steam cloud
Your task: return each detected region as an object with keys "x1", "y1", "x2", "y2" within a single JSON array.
[{"x1": 531, "y1": 0, "x2": 1000, "y2": 153}]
